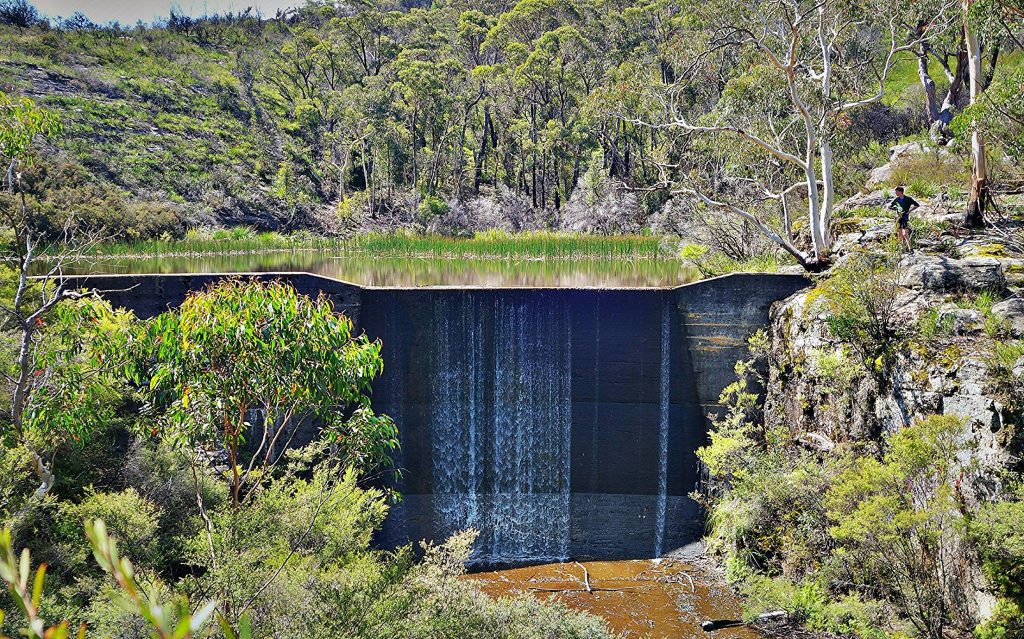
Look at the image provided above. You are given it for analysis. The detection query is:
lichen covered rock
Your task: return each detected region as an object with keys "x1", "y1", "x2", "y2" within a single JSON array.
[{"x1": 899, "y1": 255, "x2": 1006, "y2": 292}]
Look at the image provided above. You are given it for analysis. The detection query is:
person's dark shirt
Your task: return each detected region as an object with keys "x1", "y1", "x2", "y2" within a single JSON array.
[
  {"x1": 888, "y1": 195, "x2": 919, "y2": 215},
  {"x1": 889, "y1": 195, "x2": 919, "y2": 226}
]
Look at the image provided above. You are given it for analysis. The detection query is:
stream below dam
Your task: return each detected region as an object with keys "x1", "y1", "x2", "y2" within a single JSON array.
[{"x1": 465, "y1": 558, "x2": 758, "y2": 638}]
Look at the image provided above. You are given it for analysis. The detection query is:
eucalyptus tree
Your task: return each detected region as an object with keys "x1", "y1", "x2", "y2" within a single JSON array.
[
  {"x1": 900, "y1": 0, "x2": 970, "y2": 133},
  {"x1": 638, "y1": 0, "x2": 955, "y2": 269},
  {"x1": 964, "y1": 0, "x2": 989, "y2": 227},
  {"x1": 957, "y1": 2, "x2": 1024, "y2": 171},
  {"x1": 0, "y1": 92, "x2": 130, "y2": 499},
  {"x1": 132, "y1": 279, "x2": 397, "y2": 509},
  {"x1": 960, "y1": 0, "x2": 1022, "y2": 226}
]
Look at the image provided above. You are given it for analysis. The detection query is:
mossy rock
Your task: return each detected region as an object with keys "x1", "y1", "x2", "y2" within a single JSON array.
[{"x1": 973, "y1": 244, "x2": 1008, "y2": 258}]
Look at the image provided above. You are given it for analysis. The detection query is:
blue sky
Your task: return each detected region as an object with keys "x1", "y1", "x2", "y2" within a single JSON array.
[{"x1": 32, "y1": 1, "x2": 301, "y2": 24}]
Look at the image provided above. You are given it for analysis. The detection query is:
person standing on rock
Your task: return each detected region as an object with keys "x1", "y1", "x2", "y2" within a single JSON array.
[{"x1": 888, "y1": 187, "x2": 920, "y2": 252}]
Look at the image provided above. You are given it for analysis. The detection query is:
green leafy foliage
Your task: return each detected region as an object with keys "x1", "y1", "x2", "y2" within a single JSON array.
[
  {"x1": 0, "y1": 273, "x2": 608, "y2": 639},
  {"x1": 129, "y1": 279, "x2": 397, "y2": 504},
  {"x1": 971, "y1": 485, "x2": 1024, "y2": 602},
  {"x1": 16, "y1": 297, "x2": 134, "y2": 446},
  {"x1": 826, "y1": 415, "x2": 977, "y2": 639},
  {"x1": 815, "y1": 249, "x2": 905, "y2": 365},
  {"x1": 970, "y1": 479, "x2": 1024, "y2": 639},
  {"x1": 744, "y1": 577, "x2": 886, "y2": 638},
  {"x1": 1, "y1": 0, "x2": 997, "y2": 246},
  {"x1": 701, "y1": 338, "x2": 990, "y2": 639},
  {"x1": 0, "y1": 91, "x2": 61, "y2": 168},
  {"x1": 0, "y1": 528, "x2": 83, "y2": 639}
]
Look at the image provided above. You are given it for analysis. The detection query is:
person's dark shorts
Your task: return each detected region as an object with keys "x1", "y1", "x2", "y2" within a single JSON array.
[{"x1": 897, "y1": 214, "x2": 910, "y2": 230}]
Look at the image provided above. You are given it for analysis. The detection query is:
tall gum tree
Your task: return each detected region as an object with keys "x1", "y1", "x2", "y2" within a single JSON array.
[
  {"x1": 964, "y1": 0, "x2": 988, "y2": 227},
  {"x1": 638, "y1": 0, "x2": 954, "y2": 270},
  {"x1": 1, "y1": 92, "x2": 120, "y2": 499},
  {"x1": 960, "y1": 0, "x2": 1015, "y2": 227}
]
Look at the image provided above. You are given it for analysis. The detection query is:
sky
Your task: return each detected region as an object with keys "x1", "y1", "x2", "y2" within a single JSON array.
[{"x1": 32, "y1": 0, "x2": 302, "y2": 24}]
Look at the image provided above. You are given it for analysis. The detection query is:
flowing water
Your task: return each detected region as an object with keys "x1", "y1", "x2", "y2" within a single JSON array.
[
  {"x1": 63, "y1": 251, "x2": 696, "y2": 288},
  {"x1": 654, "y1": 300, "x2": 671, "y2": 557},
  {"x1": 427, "y1": 294, "x2": 574, "y2": 563},
  {"x1": 466, "y1": 559, "x2": 759, "y2": 639}
]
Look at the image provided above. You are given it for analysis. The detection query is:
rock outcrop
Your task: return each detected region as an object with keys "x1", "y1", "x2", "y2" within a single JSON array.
[
  {"x1": 899, "y1": 255, "x2": 1007, "y2": 292},
  {"x1": 993, "y1": 297, "x2": 1024, "y2": 337},
  {"x1": 763, "y1": 250, "x2": 1022, "y2": 491}
]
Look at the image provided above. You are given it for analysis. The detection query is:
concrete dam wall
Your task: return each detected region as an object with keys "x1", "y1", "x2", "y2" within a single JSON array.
[{"x1": 72, "y1": 272, "x2": 807, "y2": 563}]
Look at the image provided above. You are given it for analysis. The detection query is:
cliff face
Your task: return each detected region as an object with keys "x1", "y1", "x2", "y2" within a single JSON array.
[
  {"x1": 756, "y1": 237, "x2": 1023, "y2": 623},
  {"x1": 765, "y1": 254, "x2": 1022, "y2": 460}
]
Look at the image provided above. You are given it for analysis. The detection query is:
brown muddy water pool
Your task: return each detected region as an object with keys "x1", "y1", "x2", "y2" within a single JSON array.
[{"x1": 465, "y1": 559, "x2": 758, "y2": 639}]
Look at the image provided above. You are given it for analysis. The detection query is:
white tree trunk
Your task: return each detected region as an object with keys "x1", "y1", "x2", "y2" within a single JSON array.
[
  {"x1": 963, "y1": 0, "x2": 988, "y2": 227},
  {"x1": 819, "y1": 139, "x2": 835, "y2": 253}
]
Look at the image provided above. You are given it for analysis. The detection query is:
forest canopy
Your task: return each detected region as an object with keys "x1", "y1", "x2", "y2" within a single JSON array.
[{"x1": 0, "y1": 0, "x2": 1020, "y2": 250}]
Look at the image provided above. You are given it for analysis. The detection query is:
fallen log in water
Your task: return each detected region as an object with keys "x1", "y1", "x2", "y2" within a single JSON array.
[{"x1": 701, "y1": 610, "x2": 787, "y2": 631}]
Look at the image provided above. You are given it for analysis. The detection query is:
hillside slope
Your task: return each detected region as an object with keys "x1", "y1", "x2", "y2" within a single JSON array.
[{"x1": 1, "y1": 2, "x2": 1021, "y2": 244}]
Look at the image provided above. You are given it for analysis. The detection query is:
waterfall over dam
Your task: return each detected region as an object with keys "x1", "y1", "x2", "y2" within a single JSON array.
[{"x1": 70, "y1": 272, "x2": 807, "y2": 564}]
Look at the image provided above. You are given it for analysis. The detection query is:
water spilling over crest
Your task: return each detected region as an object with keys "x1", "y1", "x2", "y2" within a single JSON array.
[
  {"x1": 655, "y1": 300, "x2": 671, "y2": 557},
  {"x1": 429, "y1": 293, "x2": 573, "y2": 563}
]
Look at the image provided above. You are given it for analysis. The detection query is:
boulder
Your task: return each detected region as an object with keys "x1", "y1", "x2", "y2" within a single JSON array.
[
  {"x1": 899, "y1": 255, "x2": 1006, "y2": 292},
  {"x1": 938, "y1": 308, "x2": 985, "y2": 334},
  {"x1": 890, "y1": 141, "x2": 928, "y2": 161},
  {"x1": 943, "y1": 394, "x2": 999, "y2": 432},
  {"x1": 833, "y1": 223, "x2": 893, "y2": 253},
  {"x1": 1014, "y1": 356, "x2": 1024, "y2": 379},
  {"x1": 839, "y1": 190, "x2": 890, "y2": 211},
  {"x1": 992, "y1": 297, "x2": 1024, "y2": 337},
  {"x1": 1002, "y1": 259, "x2": 1024, "y2": 287},
  {"x1": 889, "y1": 140, "x2": 951, "y2": 163},
  {"x1": 866, "y1": 164, "x2": 892, "y2": 189}
]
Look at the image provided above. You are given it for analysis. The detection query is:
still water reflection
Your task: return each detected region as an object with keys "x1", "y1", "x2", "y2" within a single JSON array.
[{"x1": 68, "y1": 251, "x2": 696, "y2": 288}]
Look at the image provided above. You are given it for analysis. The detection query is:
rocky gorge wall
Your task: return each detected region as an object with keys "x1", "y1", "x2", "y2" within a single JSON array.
[
  {"x1": 758, "y1": 250, "x2": 1024, "y2": 622},
  {"x1": 69, "y1": 272, "x2": 808, "y2": 563}
]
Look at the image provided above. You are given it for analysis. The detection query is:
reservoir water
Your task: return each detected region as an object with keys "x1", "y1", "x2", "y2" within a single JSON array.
[{"x1": 63, "y1": 251, "x2": 697, "y2": 288}]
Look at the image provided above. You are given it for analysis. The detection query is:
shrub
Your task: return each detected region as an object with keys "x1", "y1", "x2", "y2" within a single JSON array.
[
  {"x1": 30, "y1": 161, "x2": 187, "y2": 243},
  {"x1": 0, "y1": 0, "x2": 38, "y2": 27},
  {"x1": 417, "y1": 195, "x2": 450, "y2": 227},
  {"x1": 400, "y1": 530, "x2": 613, "y2": 639},
  {"x1": 0, "y1": 444, "x2": 37, "y2": 521},
  {"x1": 59, "y1": 488, "x2": 162, "y2": 575},
  {"x1": 826, "y1": 415, "x2": 977, "y2": 639},
  {"x1": 808, "y1": 347, "x2": 861, "y2": 393},
  {"x1": 744, "y1": 577, "x2": 887, "y2": 639},
  {"x1": 907, "y1": 176, "x2": 938, "y2": 198},
  {"x1": 919, "y1": 308, "x2": 955, "y2": 339},
  {"x1": 697, "y1": 356, "x2": 837, "y2": 578},
  {"x1": 886, "y1": 152, "x2": 969, "y2": 194},
  {"x1": 985, "y1": 341, "x2": 1024, "y2": 410},
  {"x1": 975, "y1": 600, "x2": 1024, "y2": 639},
  {"x1": 679, "y1": 242, "x2": 787, "y2": 277},
  {"x1": 130, "y1": 280, "x2": 397, "y2": 507},
  {"x1": 972, "y1": 486, "x2": 1024, "y2": 639},
  {"x1": 816, "y1": 250, "x2": 905, "y2": 365}
]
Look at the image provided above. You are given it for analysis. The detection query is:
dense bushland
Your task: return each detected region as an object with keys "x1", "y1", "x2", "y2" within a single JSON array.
[
  {"x1": 1, "y1": 0, "x2": 1020, "y2": 251},
  {"x1": 0, "y1": 281, "x2": 614, "y2": 639},
  {"x1": 697, "y1": 250, "x2": 1024, "y2": 639},
  {"x1": 1, "y1": 95, "x2": 613, "y2": 634}
]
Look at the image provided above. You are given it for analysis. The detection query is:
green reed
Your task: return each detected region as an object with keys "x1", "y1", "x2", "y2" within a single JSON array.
[{"x1": 78, "y1": 229, "x2": 667, "y2": 261}]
